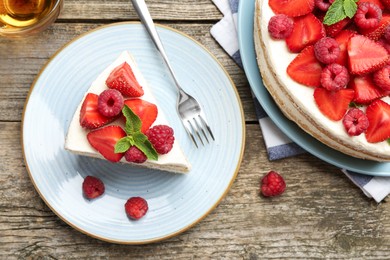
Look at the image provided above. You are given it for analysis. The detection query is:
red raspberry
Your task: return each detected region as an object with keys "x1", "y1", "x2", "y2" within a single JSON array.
[
  {"x1": 82, "y1": 176, "x2": 105, "y2": 199},
  {"x1": 354, "y1": 2, "x2": 382, "y2": 30},
  {"x1": 98, "y1": 89, "x2": 124, "y2": 117},
  {"x1": 314, "y1": 37, "x2": 340, "y2": 64},
  {"x1": 146, "y1": 125, "x2": 175, "y2": 154},
  {"x1": 125, "y1": 197, "x2": 148, "y2": 220},
  {"x1": 260, "y1": 171, "x2": 286, "y2": 197},
  {"x1": 125, "y1": 146, "x2": 147, "y2": 164},
  {"x1": 373, "y1": 65, "x2": 390, "y2": 91},
  {"x1": 268, "y1": 14, "x2": 294, "y2": 39},
  {"x1": 342, "y1": 108, "x2": 369, "y2": 136},
  {"x1": 320, "y1": 63, "x2": 350, "y2": 91},
  {"x1": 315, "y1": 0, "x2": 335, "y2": 11}
]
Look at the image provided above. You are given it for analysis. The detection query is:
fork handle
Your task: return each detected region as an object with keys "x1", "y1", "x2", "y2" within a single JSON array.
[{"x1": 131, "y1": 0, "x2": 182, "y2": 92}]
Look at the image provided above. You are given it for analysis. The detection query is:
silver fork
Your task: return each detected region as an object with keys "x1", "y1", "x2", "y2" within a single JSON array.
[{"x1": 131, "y1": 0, "x2": 215, "y2": 147}]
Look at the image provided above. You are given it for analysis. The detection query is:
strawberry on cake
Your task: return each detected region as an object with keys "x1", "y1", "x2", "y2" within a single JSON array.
[
  {"x1": 254, "y1": 0, "x2": 390, "y2": 161},
  {"x1": 65, "y1": 51, "x2": 191, "y2": 173}
]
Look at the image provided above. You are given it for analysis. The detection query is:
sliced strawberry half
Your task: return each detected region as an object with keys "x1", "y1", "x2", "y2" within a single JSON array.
[
  {"x1": 269, "y1": 0, "x2": 315, "y2": 17},
  {"x1": 287, "y1": 45, "x2": 323, "y2": 87},
  {"x1": 325, "y1": 18, "x2": 352, "y2": 38},
  {"x1": 348, "y1": 35, "x2": 389, "y2": 75},
  {"x1": 334, "y1": 30, "x2": 357, "y2": 67},
  {"x1": 87, "y1": 125, "x2": 127, "y2": 162},
  {"x1": 313, "y1": 88, "x2": 355, "y2": 121},
  {"x1": 286, "y1": 13, "x2": 326, "y2": 53},
  {"x1": 365, "y1": 99, "x2": 390, "y2": 143},
  {"x1": 360, "y1": 14, "x2": 390, "y2": 41},
  {"x1": 124, "y1": 99, "x2": 158, "y2": 133},
  {"x1": 349, "y1": 75, "x2": 387, "y2": 104},
  {"x1": 106, "y1": 62, "x2": 144, "y2": 97},
  {"x1": 79, "y1": 93, "x2": 114, "y2": 129}
]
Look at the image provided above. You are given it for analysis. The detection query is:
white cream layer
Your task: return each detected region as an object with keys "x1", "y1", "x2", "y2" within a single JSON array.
[{"x1": 65, "y1": 51, "x2": 191, "y2": 173}]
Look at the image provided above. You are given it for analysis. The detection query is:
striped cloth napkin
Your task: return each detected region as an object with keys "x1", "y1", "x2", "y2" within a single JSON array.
[{"x1": 210, "y1": 0, "x2": 390, "y2": 202}]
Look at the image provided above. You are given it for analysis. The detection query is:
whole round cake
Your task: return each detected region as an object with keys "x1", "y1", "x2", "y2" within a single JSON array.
[{"x1": 254, "y1": 0, "x2": 390, "y2": 161}]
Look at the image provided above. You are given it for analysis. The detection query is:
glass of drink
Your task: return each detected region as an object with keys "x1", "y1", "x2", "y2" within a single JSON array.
[{"x1": 0, "y1": 0, "x2": 63, "y2": 38}]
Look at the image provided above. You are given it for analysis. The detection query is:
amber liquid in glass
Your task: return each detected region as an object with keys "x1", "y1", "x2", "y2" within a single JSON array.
[{"x1": 0, "y1": 0, "x2": 54, "y2": 28}]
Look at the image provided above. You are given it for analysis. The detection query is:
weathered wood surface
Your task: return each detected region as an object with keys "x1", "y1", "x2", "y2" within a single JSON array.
[{"x1": 1, "y1": 1, "x2": 389, "y2": 259}]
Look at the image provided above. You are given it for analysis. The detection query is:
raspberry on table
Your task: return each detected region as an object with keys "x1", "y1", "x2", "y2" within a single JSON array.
[
  {"x1": 320, "y1": 63, "x2": 350, "y2": 91},
  {"x1": 314, "y1": 37, "x2": 340, "y2": 64},
  {"x1": 373, "y1": 65, "x2": 390, "y2": 91},
  {"x1": 342, "y1": 108, "x2": 369, "y2": 136},
  {"x1": 146, "y1": 125, "x2": 175, "y2": 154},
  {"x1": 354, "y1": 2, "x2": 382, "y2": 30},
  {"x1": 267, "y1": 14, "x2": 294, "y2": 39},
  {"x1": 315, "y1": 0, "x2": 335, "y2": 11},
  {"x1": 82, "y1": 176, "x2": 105, "y2": 199},
  {"x1": 125, "y1": 146, "x2": 147, "y2": 164},
  {"x1": 125, "y1": 197, "x2": 148, "y2": 220},
  {"x1": 98, "y1": 89, "x2": 124, "y2": 117},
  {"x1": 260, "y1": 171, "x2": 286, "y2": 197}
]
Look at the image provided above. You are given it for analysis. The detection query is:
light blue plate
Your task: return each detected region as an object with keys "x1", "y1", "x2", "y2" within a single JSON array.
[
  {"x1": 238, "y1": 0, "x2": 390, "y2": 176},
  {"x1": 22, "y1": 22, "x2": 245, "y2": 244}
]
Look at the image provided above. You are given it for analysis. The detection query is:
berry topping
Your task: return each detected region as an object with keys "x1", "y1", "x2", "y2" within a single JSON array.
[
  {"x1": 360, "y1": 13, "x2": 390, "y2": 40},
  {"x1": 79, "y1": 93, "x2": 114, "y2": 129},
  {"x1": 381, "y1": 0, "x2": 390, "y2": 9},
  {"x1": 106, "y1": 62, "x2": 144, "y2": 97},
  {"x1": 287, "y1": 45, "x2": 323, "y2": 87},
  {"x1": 125, "y1": 197, "x2": 148, "y2": 220},
  {"x1": 373, "y1": 65, "x2": 390, "y2": 91},
  {"x1": 269, "y1": 0, "x2": 315, "y2": 17},
  {"x1": 146, "y1": 125, "x2": 175, "y2": 154},
  {"x1": 314, "y1": 37, "x2": 340, "y2": 64},
  {"x1": 347, "y1": 35, "x2": 389, "y2": 75},
  {"x1": 365, "y1": 99, "x2": 390, "y2": 142},
  {"x1": 98, "y1": 89, "x2": 124, "y2": 117},
  {"x1": 320, "y1": 63, "x2": 350, "y2": 91},
  {"x1": 384, "y1": 24, "x2": 390, "y2": 42},
  {"x1": 325, "y1": 18, "x2": 351, "y2": 38},
  {"x1": 260, "y1": 171, "x2": 286, "y2": 197},
  {"x1": 354, "y1": 2, "x2": 382, "y2": 29},
  {"x1": 315, "y1": 0, "x2": 334, "y2": 11},
  {"x1": 286, "y1": 13, "x2": 326, "y2": 53},
  {"x1": 268, "y1": 14, "x2": 294, "y2": 39},
  {"x1": 124, "y1": 99, "x2": 158, "y2": 133},
  {"x1": 82, "y1": 176, "x2": 105, "y2": 199},
  {"x1": 87, "y1": 125, "x2": 127, "y2": 162},
  {"x1": 349, "y1": 75, "x2": 387, "y2": 104},
  {"x1": 342, "y1": 108, "x2": 369, "y2": 136},
  {"x1": 334, "y1": 30, "x2": 357, "y2": 66},
  {"x1": 124, "y1": 146, "x2": 147, "y2": 164},
  {"x1": 313, "y1": 88, "x2": 355, "y2": 121}
]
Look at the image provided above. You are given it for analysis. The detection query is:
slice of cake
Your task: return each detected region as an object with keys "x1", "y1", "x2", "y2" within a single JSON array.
[
  {"x1": 65, "y1": 51, "x2": 191, "y2": 173},
  {"x1": 254, "y1": 0, "x2": 390, "y2": 161}
]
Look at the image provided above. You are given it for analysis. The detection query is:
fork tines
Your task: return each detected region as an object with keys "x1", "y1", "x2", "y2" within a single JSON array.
[{"x1": 184, "y1": 115, "x2": 215, "y2": 148}]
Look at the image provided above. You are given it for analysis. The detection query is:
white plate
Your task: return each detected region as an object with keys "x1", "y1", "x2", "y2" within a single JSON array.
[{"x1": 22, "y1": 22, "x2": 245, "y2": 244}]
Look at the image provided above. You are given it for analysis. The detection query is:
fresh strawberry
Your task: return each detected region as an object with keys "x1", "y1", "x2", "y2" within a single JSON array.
[
  {"x1": 334, "y1": 30, "x2": 357, "y2": 67},
  {"x1": 349, "y1": 75, "x2": 387, "y2": 104},
  {"x1": 269, "y1": 0, "x2": 315, "y2": 17},
  {"x1": 348, "y1": 35, "x2": 389, "y2": 75},
  {"x1": 260, "y1": 171, "x2": 286, "y2": 197},
  {"x1": 360, "y1": 14, "x2": 390, "y2": 41},
  {"x1": 313, "y1": 88, "x2": 355, "y2": 120},
  {"x1": 325, "y1": 18, "x2": 352, "y2": 37},
  {"x1": 87, "y1": 125, "x2": 127, "y2": 162},
  {"x1": 365, "y1": 99, "x2": 390, "y2": 142},
  {"x1": 287, "y1": 45, "x2": 323, "y2": 87},
  {"x1": 124, "y1": 99, "x2": 158, "y2": 133},
  {"x1": 358, "y1": 0, "x2": 384, "y2": 10},
  {"x1": 286, "y1": 13, "x2": 326, "y2": 53},
  {"x1": 79, "y1": 93, "x2": 114, "y2": 129},
  {"x1": 106, "y1": 62, "x2": 144, "y2": 97}
]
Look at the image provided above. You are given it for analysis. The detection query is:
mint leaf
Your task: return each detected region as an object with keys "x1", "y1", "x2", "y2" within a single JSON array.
[
  {"x1": 343, "y1": 0, "x2": 357, "y2": 18},
  {"x1": 324, "y1": 0, "x2": 347, "y2": 25},
  {"x1": 133, "y1": 132, "x2": 158, "y2": 161},
  {"x1": 115, "y1": 136, "x2": 133, "y2": 153},
  {"x1": 122, "y1": 105, "x2": 142, "y2": 134}
]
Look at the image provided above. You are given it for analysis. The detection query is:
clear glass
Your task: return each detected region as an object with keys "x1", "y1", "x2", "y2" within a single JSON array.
[{"x1": 0, "y1": 0, "x2": 63, "y2": 38}]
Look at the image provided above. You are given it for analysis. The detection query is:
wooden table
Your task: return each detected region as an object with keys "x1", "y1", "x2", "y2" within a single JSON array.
[{"x1": 1, "y1": 0, "x2": 389, "y2": 258}]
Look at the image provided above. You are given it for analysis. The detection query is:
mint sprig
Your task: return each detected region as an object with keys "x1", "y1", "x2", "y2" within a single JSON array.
[
  {"x1": 323, "y1": 0, "x2": 358, "y2": 25},
  {"x1": 114, "y1": 105, "x2": 158, "y2": 161}
]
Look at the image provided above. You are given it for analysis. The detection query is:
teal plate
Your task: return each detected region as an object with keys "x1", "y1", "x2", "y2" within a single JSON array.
[
  {"x1": 238, "y1": 0, "x2": 390, "y2": 176},
  {"x1": 22, "y1": 22, "x2": 245, "y2": 244}
]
